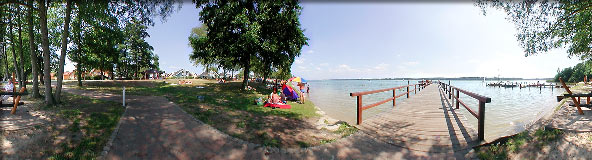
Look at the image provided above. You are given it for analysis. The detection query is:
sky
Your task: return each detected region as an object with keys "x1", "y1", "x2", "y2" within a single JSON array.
[{"x1": 67, "y1": 2, "x2": 582, "y2": 80}]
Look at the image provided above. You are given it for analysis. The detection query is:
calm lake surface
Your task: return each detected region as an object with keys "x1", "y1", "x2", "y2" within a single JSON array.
[{"x1": 307, "y1": 80, "x2": 563, "y2": 140}]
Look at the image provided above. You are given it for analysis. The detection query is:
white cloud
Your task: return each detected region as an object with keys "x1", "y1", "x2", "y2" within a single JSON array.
[
  {"x1": 306, "y1": 50, "x2": 315, "y2": 54},
  {"x1": 168, "y1": 65, "x2": 180, "y2": 70},
  {"x1": 373, "y1": 63, "x2": 390, "y2": 70},
  {"x1": 319, "y1": 63, "x2": 329, "y2": 66},
  {"x1": 404, "y1": 61, "x2": 419, "y2": 66},
  {"x1": 295, "y1": 58, "x2": 305, "y2": 64}
]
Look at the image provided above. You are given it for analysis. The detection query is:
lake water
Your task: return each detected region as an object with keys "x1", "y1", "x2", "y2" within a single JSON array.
[{"x1": 307, "y1": 80, "x2": 563, "y2": 140}]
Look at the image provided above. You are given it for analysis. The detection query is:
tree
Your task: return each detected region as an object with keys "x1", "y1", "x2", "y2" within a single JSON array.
[
  {"x1": 38, "y1": 0, "x2": 55, "y2": 105},
  {"x1": 477, "y1": 1, "x2": 592, "y2": 59},
  {"x1": 27, "y1": 0, "x2": 40, "y2": 97},
  {"x1": 193, "y1": 0, "x2": 308, "y2": 89},
  {"x1": 54, "y1": 0, "x2": 72, "y2": 103}
]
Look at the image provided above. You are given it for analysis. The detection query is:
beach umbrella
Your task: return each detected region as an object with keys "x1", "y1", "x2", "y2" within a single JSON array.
[{"x1": 288, "y1": 77, "x2": 307, "y2": 83}]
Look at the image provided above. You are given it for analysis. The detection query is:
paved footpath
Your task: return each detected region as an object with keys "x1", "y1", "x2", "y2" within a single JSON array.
[{"x1": 63, "y1": 85, "x2": 475, "y2": 160}]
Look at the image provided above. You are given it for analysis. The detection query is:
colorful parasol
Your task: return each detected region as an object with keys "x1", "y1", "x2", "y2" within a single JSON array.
[{"x1": 288, "y1": 77, "x2": 307, "y2": 83}]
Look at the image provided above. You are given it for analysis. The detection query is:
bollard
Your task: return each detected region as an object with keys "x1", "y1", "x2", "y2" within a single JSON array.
[{"x1": 123, "y1": 86, "x2": 126, "y2": 107}]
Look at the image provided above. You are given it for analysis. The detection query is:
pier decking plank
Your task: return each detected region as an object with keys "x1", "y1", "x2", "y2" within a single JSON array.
[{"x1": 357, "y1": 84, "x2": 479, "y2": 153}]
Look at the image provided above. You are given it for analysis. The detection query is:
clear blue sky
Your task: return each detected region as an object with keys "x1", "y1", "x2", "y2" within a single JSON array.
[{"x1": 68, "y1": 2, "x2": 581, "y2": 80}]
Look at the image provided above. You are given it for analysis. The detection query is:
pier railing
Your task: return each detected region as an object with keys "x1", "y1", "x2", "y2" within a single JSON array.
[
  {"x1": 350, "y1": 80, "x2": 432, "y2": 125},
  {"x1": 438, "y1": 81, "x2": 491, "y2": 141}
]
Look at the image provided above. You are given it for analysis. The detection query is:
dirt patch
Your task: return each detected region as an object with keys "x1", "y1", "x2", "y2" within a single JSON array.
[{"x1": 1, "y1": 93, "x2": 124, "y2": 159}]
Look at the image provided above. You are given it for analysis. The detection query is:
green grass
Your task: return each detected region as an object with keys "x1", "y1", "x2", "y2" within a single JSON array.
[
  {"x1": 70, "y1": 80, "x2": 322, "y2": 147},
  {"x1": 43, "y1": 93, "x2": 124, "y2": 159},
  {"x1": 320, "y1": 139, "x2": 336, "y2": 144},
  {"x1": 74, "y1": 81, "x2": 319, "y2": 120},
  {"x1": 476, "y1": 128, "x2": 563, "y2": 160},
  {"x1": 335, "y1": 123, "x2": 358, "y2": 138}
]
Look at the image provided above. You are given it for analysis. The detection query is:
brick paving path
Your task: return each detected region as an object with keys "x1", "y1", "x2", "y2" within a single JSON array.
[{"x1": 64, "y1": 84, "x2": 477, "y2": 160}]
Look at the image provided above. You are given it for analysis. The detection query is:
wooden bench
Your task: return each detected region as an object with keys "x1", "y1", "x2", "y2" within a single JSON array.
[
  {"x1": 557, "y1": 77, "x2": 585, "y2": 115},
  {"x1": 1, "y1": 87, "x2": 28, "y2": 114}
]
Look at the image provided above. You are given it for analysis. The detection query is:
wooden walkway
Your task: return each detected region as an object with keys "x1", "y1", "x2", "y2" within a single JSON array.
[{"x1": 357, "y1": 84, "x2": 480, "y2": 154}]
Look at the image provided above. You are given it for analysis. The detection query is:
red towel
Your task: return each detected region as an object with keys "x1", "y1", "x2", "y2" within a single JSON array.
[{"x1": 263, "y1": 103, "x2": 291, "y2": 109}]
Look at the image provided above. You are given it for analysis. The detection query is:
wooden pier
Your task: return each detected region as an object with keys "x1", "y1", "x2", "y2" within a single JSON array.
[{"x1": 351, "y1": 81, "x2": 490, "y2": 153}]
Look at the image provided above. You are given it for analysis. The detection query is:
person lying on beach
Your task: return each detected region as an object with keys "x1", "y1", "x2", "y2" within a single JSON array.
[{"x1": 267, "y1": 93, "x2": 282, "y2": 104}]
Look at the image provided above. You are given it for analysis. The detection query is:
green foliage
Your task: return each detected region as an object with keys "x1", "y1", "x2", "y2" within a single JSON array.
[
  {"x1": 477, "y1": 1, "x2": 592, "y2": 59},
  {"x1": 191, "y1": 0, "x2": 308, "y2": 87},
  {"x1": 476, "y1": 128, "x2": 563, "y2": 160},
  {"x1": 553, "y1": 60, "x2": 592, "y2": 82},
  {"x1": 335, "y1": 123, "x2": 358, "y2": 138}
]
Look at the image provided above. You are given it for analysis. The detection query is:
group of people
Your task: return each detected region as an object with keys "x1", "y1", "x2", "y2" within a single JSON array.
[{"x1": 266, "y1": 80, "x2": 309, "y2": 105}]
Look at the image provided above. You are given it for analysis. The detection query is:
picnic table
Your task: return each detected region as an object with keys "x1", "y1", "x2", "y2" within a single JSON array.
[{"x1": 0, "y1": 87, "x2": 29, "y2": 114}]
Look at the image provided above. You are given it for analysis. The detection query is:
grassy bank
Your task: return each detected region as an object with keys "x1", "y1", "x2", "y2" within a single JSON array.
[
  {"x1": 46, "y1": 93, "x2": 124, "y2": 159},
  {"x1": 475, "y1": 127, "x2": 564, "y2": 160},
  {"x1": 66, "y1": 79, "x2": 357, "y2": 148},
  {"x1": 1, "y1": 91, "x2": 124, "y2": 159}
]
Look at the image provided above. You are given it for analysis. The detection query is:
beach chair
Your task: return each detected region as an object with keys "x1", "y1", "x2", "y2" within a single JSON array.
[{"x1": 559, "y1": 77, "x2": 585, "y2": 115}]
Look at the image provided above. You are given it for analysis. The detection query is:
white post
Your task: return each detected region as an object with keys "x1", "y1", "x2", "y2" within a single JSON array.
[{"x1": 123, "y1": 86, "x2": 126, "y2": 107}]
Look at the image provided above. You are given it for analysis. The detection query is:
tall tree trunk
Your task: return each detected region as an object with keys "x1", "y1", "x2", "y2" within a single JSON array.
[
  {"x1": 3, "y1": 49, "x2": 9, "y2": 81},
  {"x1": 39, "y1": 0, "x2": 55, "y2": 105},
  {"x1": 76, "y1": 63, "x2": 82, "y2": 86},
  {"x1": 242, "y1": 62, "x2": 250, "y2": 89},
  {"x1": 75, "y1": 15, "x2": 82, "y2": 86},
  {"x1": 0, "y1": 7, "x2": 7, "y2": 80},
  {"x1": 27, "y1": 0, "x2": 40, "y2": 97},
  {"x1": 55, "y1": 0, "x2": 72, "y2": 103},
  {"x1": 38, "y1": 55, "x2": 44, "y2": 85},
  {"x1": 17, "y1": 6, "x2": 26, "y2": 89},
  {"x1": 9, "y1": 15, "x2": 21, "y2": 85}
]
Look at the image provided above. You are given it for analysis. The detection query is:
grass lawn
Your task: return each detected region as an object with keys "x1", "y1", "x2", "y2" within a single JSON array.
[
  {"x1": 45, "y1": 93, "x2": 124, "y2": 159},
  {"x1": 475, "y1": 127, "x2": 563, "y2": 160},
  {"x1": 65, "y1": 79, "x2": 355, "y2": 148},
  {"x1": 2, "y1": 90, "x2": 124, "y2": 159}
]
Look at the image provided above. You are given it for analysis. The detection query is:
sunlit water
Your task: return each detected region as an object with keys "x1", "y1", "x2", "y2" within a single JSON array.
[{"x1": 307, "y1": 80, "x2": 563, "y2": 140}]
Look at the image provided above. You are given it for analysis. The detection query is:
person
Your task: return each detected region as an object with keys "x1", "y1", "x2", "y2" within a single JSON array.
[
  {"x1": 1, "y1": 79, "x2": 14, "y2": 102},
  {"x1": 279, "y1": 91, "x2": 287, "y2": 103},
  {"x1": 268, "y1": 92, "x2": 282, "y2": 104},
  {"x1": 306, "y1": 84, "x2": 310, "y2": 93},
  {"x1": 298, "y1": 82, "x2": 306, "y2": 104}
]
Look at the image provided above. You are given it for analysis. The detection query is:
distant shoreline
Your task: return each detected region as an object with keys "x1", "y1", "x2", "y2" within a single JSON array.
[{"x1": 321, "y1": 77, "x2": 553, "y2": 81}]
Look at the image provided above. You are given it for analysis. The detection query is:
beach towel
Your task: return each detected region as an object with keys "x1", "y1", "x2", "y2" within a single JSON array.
[{"x1": 263, "y1": 103, "x2": 291, "y2": 109}]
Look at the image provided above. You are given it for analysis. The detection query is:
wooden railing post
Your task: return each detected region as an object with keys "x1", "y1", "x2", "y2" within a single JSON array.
[
  {"x1": 393, "y1": 90, "x2": 396, "y2": 107},
  {"x1": 456, "y1": 89, "x2": 460, "y2": 109},
  {"x1": 478, "y1": 101, "x2": 486, "y2": 141},
  {"x1": 357, "y1": 96, "x2": 363, "y2": 125},
  {"x1": 449, "y1": 87, "x2": 452, "y2": 99},
  {"x1": 407, "y1": 81, "x2": 410, "y2": 98},
  {"x1": 415, "y1": 84, "x2": 417, "y2": 94}
]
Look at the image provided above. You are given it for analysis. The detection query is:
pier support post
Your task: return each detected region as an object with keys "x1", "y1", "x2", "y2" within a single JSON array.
[
  {"x1": 407, "y1": 81, "x2": 410, "y2": 98},
  {"x1": 393, "y1": 90, "x2": 396, "y2": 107},
  {"x1": 357, "y1": 96, "x2": 363, "y2": 125},
  {"x1": 449, "y1": 87, "x2": 452, "y2": 99},
  {"x1": 478, "y1": 101, "x2": 485, "y2": 141},
  {"x1": 456, "y1": 90, "x2": 460, "y2": 109}
]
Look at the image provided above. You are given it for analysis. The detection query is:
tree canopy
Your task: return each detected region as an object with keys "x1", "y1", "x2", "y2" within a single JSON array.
[
  {"x1": 477, "y1": 1, "x2": 592, "y2": 59},
  {"x1": 191, "y1": 0, "x2": 308, "y2": 88},
  {"x1": 0, "y1": 0, "x2": 181, "y2": 105}
]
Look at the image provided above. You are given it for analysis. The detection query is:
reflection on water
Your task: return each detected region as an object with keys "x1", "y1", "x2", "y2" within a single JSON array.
[{"x1": 307, "y1": 80, "x2": 563, "y2": 140}]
